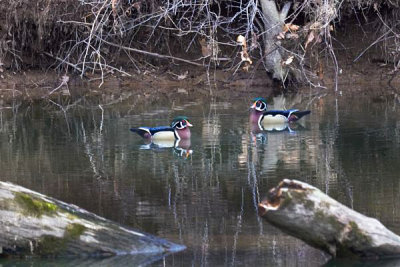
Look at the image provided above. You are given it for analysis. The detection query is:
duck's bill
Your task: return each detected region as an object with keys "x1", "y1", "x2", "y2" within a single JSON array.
[
  {"x1": 186, "y1": 121, "x2": 193, "y2": 127},
  {"x1": 250, "y1": 102, "x2": 256, "y2": 109}
]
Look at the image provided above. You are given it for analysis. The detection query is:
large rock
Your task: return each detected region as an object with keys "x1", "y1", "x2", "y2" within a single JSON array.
[{"x1": 0, "y1": 181, "x2": 185, "y2": 258}]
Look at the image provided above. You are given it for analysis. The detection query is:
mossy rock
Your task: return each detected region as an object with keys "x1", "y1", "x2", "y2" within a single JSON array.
[
  {"x1": 65, "y1": 223, "x2": 86, "y2": 239},
  {"x1": 36, "y1": 223, "x2": 86, "y2": 256},
  {"x1": 14, "y1": 192, "x2": 58, "y2": 218}
]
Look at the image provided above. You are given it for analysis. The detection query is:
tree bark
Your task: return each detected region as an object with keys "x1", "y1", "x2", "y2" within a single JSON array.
[
  {"x1": 0, "y1": 181, "x2": 185, "y2": 257},
  {"x1": 258, "y1": 179, "x2": 400, "y2": 259},
  {"x1": 259, "y1": 1, "x2": 290, "y2": 80}
]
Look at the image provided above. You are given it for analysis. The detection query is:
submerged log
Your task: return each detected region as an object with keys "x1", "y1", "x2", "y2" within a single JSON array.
[
  {"x1": 258, "y1": 179, "x2": 400, "y2": 259},
  {"x1": 0, "y1": 181, "x2": 185, "y2": 257}
]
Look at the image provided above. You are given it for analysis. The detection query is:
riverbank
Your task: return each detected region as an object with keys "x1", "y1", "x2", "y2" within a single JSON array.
[{"x1": 0, "y1": 58, "x2": 399, "y2": 107}]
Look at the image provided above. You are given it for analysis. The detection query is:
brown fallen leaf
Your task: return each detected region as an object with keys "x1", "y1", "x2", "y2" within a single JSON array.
[
  {"x1": 304, "y1": 30, "x2": 315, "y2": 49},
  {"x1": 277, "y1": 32, "x2": 285, "y2": 40},
  {"x1": 283, "y1": 23, "x2": 300, "y2": 33},
  {"x1": 237, "y1": 35, "x2": 253, "y2": 65},
  {"x1": 289, "y1": 24, "x2": 300, "y2": 31},
  {"x1": 200, "y1": 38, "x2": 212, "y2": 57},
  {"x1": 112, "y1": 0, "x2": 119, "y2": 16},
  {"x1": 282, "y1": 55, "x2": 294, "y2": 65}
]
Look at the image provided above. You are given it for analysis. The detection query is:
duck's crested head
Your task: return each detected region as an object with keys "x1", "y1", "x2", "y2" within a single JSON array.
[
  {"x1": 252, "y1": 97, "x2": 267, "y2": 103},
  {"x1": 250, "y1": 97, "x2": 267, "y2": 111},
  {"x1": 171, "y1": 116, "x2": 193, "y2": 129}
]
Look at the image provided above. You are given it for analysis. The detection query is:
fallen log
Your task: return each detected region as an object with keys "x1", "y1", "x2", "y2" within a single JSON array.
[
  {"x1": 258, "y1": 179, "x2": 400, "y2": 259},
  {"x1": 0, "y1": 181, "x2": 185, "y2": 257}
]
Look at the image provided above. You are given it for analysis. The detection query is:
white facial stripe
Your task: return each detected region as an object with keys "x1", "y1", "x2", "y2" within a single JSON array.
[
  {"x1": 173, "y1": 120, "x2": 188, "y2": 130},
  {"x1": 255, "y1": 101, "x2": 266, "y2": 112},
  {"x1": 138, "y1": 127, "x2": 151, "y2": 134},
  {"x1": 174, "y1": 129, "x2": 181, "y2": 140}
]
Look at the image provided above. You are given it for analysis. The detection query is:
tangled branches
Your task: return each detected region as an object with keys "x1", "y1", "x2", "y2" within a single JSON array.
[{"x1": 2, "y1": 0, "x2": 400, "y2": 88}]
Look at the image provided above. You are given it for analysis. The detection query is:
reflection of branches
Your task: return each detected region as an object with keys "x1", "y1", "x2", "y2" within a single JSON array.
[{"x1": 230, "y1": 188, "x2": 244, "y2": 266}]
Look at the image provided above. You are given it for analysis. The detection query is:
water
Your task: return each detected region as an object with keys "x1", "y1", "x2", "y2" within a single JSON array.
[{"x1": 0, "y1": 90, "x2": 400, "y2": 266}]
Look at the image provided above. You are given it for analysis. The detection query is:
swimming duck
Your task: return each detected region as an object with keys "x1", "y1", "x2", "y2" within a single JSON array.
[
  {"x1": 130, "y1": 116, "x2": 193, "y2": 140},
  {"x1": 250, "y1": 97, "x2": 310, "y2": 128}
]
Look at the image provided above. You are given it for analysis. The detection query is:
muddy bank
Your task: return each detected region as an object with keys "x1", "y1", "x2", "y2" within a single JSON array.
[
  {"x1": 0, "y1": 67, "x2": 277, "y2": 105},
  {"x1": 0, "y1": 59, "x2": 399, "y2": 106}
]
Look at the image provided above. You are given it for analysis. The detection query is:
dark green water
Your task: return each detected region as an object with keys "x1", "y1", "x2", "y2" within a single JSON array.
[{"x1": 1, "y1": 90, "x2": 400, "y2": 266}]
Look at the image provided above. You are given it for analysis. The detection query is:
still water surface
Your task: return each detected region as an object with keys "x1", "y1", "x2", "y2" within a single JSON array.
[{"x1": 0, "y1": 90, "x2": 400, "y2": 266}]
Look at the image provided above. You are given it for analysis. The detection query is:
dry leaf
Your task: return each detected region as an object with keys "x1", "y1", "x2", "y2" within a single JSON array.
[
  {"x1": 310, "y1": 22, "x2": 321, "y2": 30},
  {"x1": 237, "y1": 35, "x2": 252, "y2": 66},
  {"x1": 177, "y1": 71, "x2": 188, "y2": 80},
  {"x1": 286, "y1": 33, "x2": 299, "y2": 39},
  {"x1": 133, "y1": 2, "x2": 141, "y2": 11},
  {"x1": 250, "y1": 32, "x2": 258, "y2": 50},
  {"x1": 240, "y1": 51, "x2": 253, "y2": 64},
  {"x1": 200, "y1": 38, "x2": 211, "y2": 57},
  {"x1": 304, "y1": 31, "x2": 315, "y2": 49},
  {"x1": 112, "y1": 0, "x2": 118, "y2": 16},
  {"x1": 282, "y1": 55, "x2": 294, "y2": 65},
  {"x1": 289, "y1": 24, "x2": 300, "y2": 31},
  {"x1": 237, "y1": 35, "x2": 246, "y2": 46},
  {"x1": 283, "y1": 24, "x2": 289, "y2": 33},
  {"x1": 243, "y1": 63, "x2": 250, "y2": 72},
  {"x1": 277, "y1": 32, "x2": 285, "y2": 40},
  {"x1": 283, "y1": 23, "x2": 300, "y2": 33}
]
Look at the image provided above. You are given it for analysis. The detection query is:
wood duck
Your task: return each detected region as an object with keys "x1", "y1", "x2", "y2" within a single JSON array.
[
  {"x1": 250, "y1": 97, "x2": 310, "y2": 129},
  {"x1": 130, "y1": 116, "x2": 193, "y2": 141}
]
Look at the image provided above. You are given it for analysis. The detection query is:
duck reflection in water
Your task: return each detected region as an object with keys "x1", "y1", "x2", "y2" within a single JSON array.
[
  {"x1": 250, "y1": 122, "x2": 302, "y2": 144},
  {"x1": 139, "y1": 139, "x2": 193, "y2": 158}
]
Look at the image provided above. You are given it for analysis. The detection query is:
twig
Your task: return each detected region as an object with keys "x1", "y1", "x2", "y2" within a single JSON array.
[
  {"x1": 99, "y1": 38, "x2": 205, "y2": 66},
  {"x1": 99, "y1": 104, "x2": 104, "y2": 134},
  {"x1": 43, "y1": 52, "x2": 83, "y2": 72}
]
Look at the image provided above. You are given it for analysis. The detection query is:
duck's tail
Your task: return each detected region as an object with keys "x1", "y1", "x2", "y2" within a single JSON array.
[
  {"x1": 290, "y1": 110, "x2": 311, "y2": 122},
  {"x1": 130, "y1": 127, "x2": 151, "y2": 139}
]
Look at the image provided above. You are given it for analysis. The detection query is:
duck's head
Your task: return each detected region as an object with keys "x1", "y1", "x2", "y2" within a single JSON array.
[
  {"x1": 171, "y1": 116, "x2": 193, "y2": 130},
  {"x1": 250, "y1": 97, "x2": 267, "y2": 112}
]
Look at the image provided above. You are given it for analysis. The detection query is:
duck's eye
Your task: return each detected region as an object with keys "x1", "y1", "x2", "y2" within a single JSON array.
[{"x1": 175, "y1": 121, "x2": 185, "y2": 129}]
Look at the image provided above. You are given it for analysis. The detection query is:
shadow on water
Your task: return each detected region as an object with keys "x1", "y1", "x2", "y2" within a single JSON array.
[
  {"x1": 324, "y1": 257, "x2": 400, "y2": 267},
  {"x1": 0, "y1": 89, "x2": 400, "y2": 265},
  {"x1": 0, "y1": 253, "x2": 171, "y2": 266}
]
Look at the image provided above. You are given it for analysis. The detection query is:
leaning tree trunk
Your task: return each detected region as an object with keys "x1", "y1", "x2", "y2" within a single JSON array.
[
  {"x1": 0, "y1": 181, "x2": 185, "y2": 257},
  {"x1": 259, "y1": 1, "x2": 290, "y2": 80},
  {"x1": 258, "y1": 179, "x2": 400, "y2": 259}
]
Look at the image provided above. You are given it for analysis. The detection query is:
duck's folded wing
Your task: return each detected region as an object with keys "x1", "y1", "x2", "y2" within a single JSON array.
[
  {"x1": 148, "y1": 126, "x2": 174, "y2": 134},
  {"x1": 264, "y1": 109, "x2": 298, "y2": 117},
  {"x1": 130, "y1": 126, "x2": 173, "y2": 138}
]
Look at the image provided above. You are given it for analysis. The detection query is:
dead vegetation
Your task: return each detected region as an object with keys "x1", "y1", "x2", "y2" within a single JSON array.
[{"x1": 1, "y1": 0, "x2": 400, "y2": 90}]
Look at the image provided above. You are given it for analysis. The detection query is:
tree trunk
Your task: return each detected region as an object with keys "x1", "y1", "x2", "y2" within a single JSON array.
[
  {"x1": 259, "y1": 1, "x2": 290, "y2": 80},
  {"x1": 258, "y1": 179, "x2": 400, "y2": 259},
  {"x1": 0, "y1": 181, "x2": 185, "y2": 257}
]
